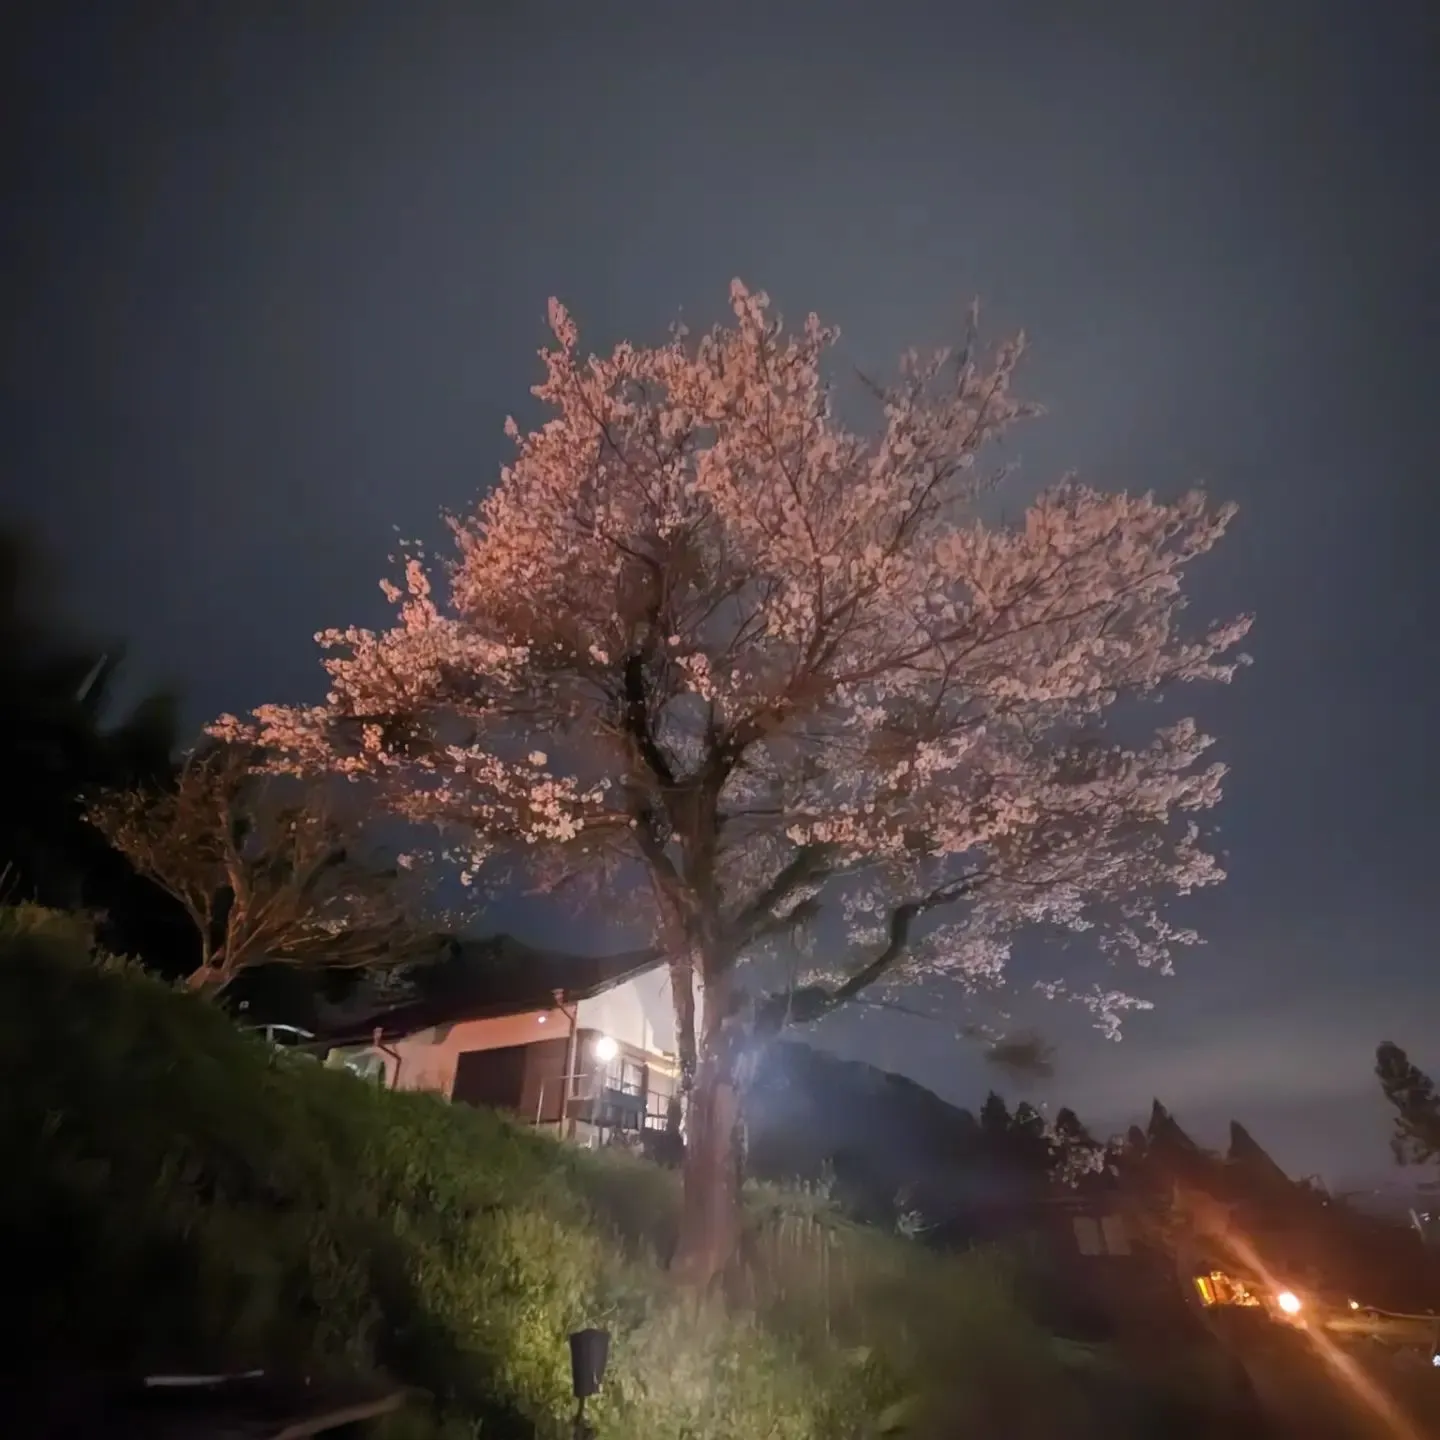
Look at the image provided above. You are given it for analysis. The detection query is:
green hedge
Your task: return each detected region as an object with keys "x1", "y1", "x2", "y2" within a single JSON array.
[{"x1": 0, "y1": 907, "x2": 1219, "y2": 1438}]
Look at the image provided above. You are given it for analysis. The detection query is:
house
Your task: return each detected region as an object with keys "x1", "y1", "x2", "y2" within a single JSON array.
[{"x1": 303, "y1": 933, "x2": 682, "y2": 1148}]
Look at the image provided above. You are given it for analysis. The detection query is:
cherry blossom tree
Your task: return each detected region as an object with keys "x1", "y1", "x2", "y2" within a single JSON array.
[{"x1": 215, "y1": 281, "x2": 1249, "y2": 1286}]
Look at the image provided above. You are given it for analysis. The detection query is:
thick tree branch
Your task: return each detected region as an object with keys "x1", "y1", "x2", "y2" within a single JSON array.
[
  {"x1": 724, "y1": 843, "x2": 832, "y2": 949},
  {"x1": 621, "y1": 649, "x2": 675, "y2": 791},
  {"x1": 756, "y1": 870, "x2": 987, "y2": 1031}
]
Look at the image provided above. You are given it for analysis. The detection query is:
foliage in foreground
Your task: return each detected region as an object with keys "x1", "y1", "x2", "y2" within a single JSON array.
[{"x1": 2, "y1": 906, "x2": 1239, "y2": 1438}]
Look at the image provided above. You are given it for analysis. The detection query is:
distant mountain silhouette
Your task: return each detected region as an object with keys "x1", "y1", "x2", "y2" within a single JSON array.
[
  {"x1": 744, "y1": 1043, "x2": 1321, "y2": 1233},
  {"x1": 745, "y1": 1039, "x2": 1044, "y2": 1228}
]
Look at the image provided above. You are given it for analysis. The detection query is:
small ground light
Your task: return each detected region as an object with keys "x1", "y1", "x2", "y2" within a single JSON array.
[
  {"x1": 1276, "y1": 1290, "x2": 1303, "y2": 1316},
  {"x1": 568, "y1": 1329, "x2": 610, "y2": 1439},
  {"x1": 1349, "y1": 1299, "x2": 1360, "y2": 1310}
]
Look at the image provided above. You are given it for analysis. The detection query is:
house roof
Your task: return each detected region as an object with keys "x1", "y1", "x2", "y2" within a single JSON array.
[{"x1": 308, "y1": 933, "x2": 661, "y2": 1048}]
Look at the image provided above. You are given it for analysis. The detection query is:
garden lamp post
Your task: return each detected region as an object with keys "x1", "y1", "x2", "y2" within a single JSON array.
[{"x1": 568, "y1": 1327, "x2": 609, "y2": 1439}]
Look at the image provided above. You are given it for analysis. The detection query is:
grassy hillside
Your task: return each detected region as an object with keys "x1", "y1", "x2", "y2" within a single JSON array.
[{"x1": 0, "y1": 907, "x2": 1251, "y2": 1438}]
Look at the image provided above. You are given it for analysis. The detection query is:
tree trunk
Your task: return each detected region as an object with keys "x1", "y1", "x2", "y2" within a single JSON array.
[
  {"x1": 185, "y1": 963, "x2": 229, "y2": 996},
  {"x1": 670, "y1": 968, "x2": 748, "y2": 1290},
  {"x1": 668, "y1": 948, "x2": 698, "y2": 1100}
]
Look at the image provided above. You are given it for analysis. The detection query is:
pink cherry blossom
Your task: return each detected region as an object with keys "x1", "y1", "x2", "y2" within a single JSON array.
[{"x1": 214, "y1": 280, "x2": 1250, "y2": 1211}]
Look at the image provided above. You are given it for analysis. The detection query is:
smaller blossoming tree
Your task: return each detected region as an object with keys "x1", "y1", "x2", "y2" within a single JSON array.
[
  {"x1": 88, "y1": 742, "x2": 427, "y2": 994},
  {"x1": 216, "y1": 281, "x2": 1249, "y2": 1285}
]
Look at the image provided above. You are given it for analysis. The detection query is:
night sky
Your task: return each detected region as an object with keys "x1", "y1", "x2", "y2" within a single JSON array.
[{"x1": 3, "y1": 2, "x2": 1437, "y2": 1186}]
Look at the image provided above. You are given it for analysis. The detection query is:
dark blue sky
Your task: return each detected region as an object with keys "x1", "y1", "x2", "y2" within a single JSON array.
[{"x1": 3, "y1": 2, "x2": 1436, "y2": 1184}]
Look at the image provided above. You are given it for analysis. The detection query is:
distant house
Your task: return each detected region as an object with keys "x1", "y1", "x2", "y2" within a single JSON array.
[{"x1": 295, "y1": 934, "x2": 682, "y2": 1148}]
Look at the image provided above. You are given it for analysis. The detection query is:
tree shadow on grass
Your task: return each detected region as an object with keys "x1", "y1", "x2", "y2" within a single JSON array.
[{"x1": 366, "y1": 1230, "x2": 541, "y2": 1440}]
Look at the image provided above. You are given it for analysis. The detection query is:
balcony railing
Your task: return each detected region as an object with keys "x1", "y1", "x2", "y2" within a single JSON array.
[{"x1": 533, "y1": 1067, "x2": 672, "y2": 1136}]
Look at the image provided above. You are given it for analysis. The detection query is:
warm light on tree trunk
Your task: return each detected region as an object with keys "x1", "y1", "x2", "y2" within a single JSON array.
[{"x1": 673, "y1": 1041, "x2": 744, "y2": 1287}]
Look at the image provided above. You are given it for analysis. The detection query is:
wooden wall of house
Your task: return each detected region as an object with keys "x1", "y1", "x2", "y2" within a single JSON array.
[
  {"x1": 517, "y1": 1035, "x2": 570, "y2": 1124},
  {"x1": 387, "y1": 1009, "x2": 557, "y2": 1095},
  {"x1": 450, "y1": 1035, "x2": 570, "y2": 1122},
  {"x1": 453, "y1": 1043, "x2": 530, "y2": 1113}
]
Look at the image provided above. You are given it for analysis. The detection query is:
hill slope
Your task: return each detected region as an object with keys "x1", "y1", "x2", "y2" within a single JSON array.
[
  {"x1": 2, "y1": 906, "x2": 1153, "y2": 1439},
  {"x1": 748, "y1": 1040, "x2": 1040, "y2": 1225}
]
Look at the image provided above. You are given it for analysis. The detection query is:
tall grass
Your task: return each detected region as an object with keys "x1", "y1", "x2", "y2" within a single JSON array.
[{"x1": 0, "y1": 906, "x2": 1231, "y2": 1437}]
